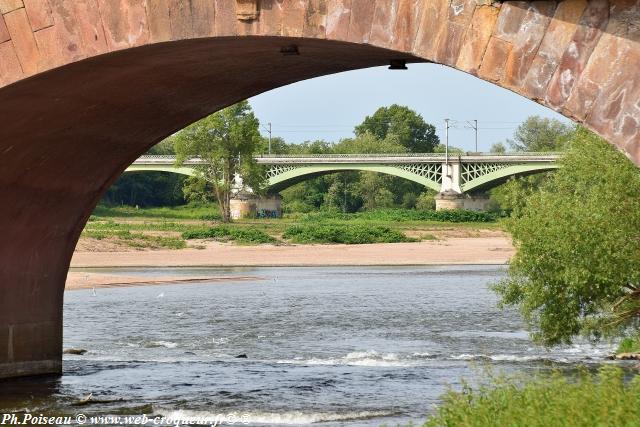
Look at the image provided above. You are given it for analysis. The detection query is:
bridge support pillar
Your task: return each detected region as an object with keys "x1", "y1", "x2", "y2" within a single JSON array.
[
  {"x1": 435, "y1": 191, "x2": 491, "y2": 212},
  {"x1": 230, "y1": 194, "x2": 282, "y2": 219}
]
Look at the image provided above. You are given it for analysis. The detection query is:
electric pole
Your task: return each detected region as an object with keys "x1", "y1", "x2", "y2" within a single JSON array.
[
  {"x1": 444, "y1": 118, "x2": 450, "y2": 167},
  {"x1": 467, "y1": 120, "x2": 478, "y2": 153},
  {"x1": 262, "y1": 122, "x2": 273, "y2": 155}
]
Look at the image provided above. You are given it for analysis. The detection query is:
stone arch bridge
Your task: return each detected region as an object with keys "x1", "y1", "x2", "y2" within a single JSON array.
[
  {"x1": 0, "y1": 0, "x2": 639, "y2": 379},
  {"x1": 128, "y1": 153, "x2": 559, "y2": 209}
]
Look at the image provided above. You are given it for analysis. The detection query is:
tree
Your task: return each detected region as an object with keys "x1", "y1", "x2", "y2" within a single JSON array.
[
  {"x1": 493, "y1": 128, "x2": 640, "y2": 346},
  {"x1": 490, "y1": 142, "x2": 507, "y2": 154},
  {"x1": 355, "y1": 104, "x2": 439, "y2": 153},
  {"x1": 508, "y1": 116, "x2": 575, "y2": 152},
  {"x1": 173, "y1": 101, "x2": 264, "y2": 222}
]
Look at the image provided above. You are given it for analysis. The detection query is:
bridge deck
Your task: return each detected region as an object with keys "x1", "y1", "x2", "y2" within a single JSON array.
[{"x1": 133, "y1": 153, "x2": 561, "y2": 165}]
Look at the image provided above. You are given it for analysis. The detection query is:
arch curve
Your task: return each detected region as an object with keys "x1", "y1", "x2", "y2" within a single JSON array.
[
  {"x1": 268, "y1": 164, "x2": 442, "y2": 192},
  {"x1": 0, "y1": 0, "x2": 639, "y2": 379},
  {"x1": 461, "y1": 164, "x2": 560, "y2": 193}
]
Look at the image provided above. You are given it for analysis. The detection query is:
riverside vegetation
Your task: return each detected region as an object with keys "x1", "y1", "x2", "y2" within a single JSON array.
[{"x1": 82, "y1": 207, "x2": 498, "y2": 248}]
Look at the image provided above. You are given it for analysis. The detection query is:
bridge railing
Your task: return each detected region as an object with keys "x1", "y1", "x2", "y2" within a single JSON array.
[{"x1": 132, "y1": 152, "x2": 561, "y2": 165}]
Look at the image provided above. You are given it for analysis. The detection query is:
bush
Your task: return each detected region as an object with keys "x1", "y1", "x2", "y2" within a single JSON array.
[
  {"x1": 283, "y1": 224, "x2": 413, "y2": 244},
  {"x1": 424, "y1": 366, "x2": 640, "y2": 427},
  {"x1": 182, "y1": 226, "x2": 277, "y2": 245},
  {"x1": 300, "y1": 209, "x2": 498, "y2": 223}
]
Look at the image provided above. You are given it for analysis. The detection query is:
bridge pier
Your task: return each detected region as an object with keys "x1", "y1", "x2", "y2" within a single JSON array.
[
  {"x1": 230, "y1": 195, "x2": 282, "y2": 219},
  {"x1": 435, "y1": 191, "x2": 491, "y2": 212}
]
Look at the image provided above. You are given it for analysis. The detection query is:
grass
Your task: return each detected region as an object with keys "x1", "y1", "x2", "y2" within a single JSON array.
[
  {"x1": 301, "y1": 208, "x2": 500, "y2": 223},
  {"x1": 617, "y1": 335, "x2": 640, "y2": 354},
  {"x1": 82, "y1": 229, "x2": 186, "y2": 249},
  {"x1": 283, "y1": 224, "x2": 415, "y2": 244},
  {"x1": 423, "y1": 366, "x2": 640, "y2": 427},
  {"x1": 92, "y1": 203, "x2": 221, "y2": 220},
  {"x1": 182, "y1": 226, "x2": 278, "y2": 245},
  {"x1": 83, "y1": 204, "x2": 502, "y2": 248}
]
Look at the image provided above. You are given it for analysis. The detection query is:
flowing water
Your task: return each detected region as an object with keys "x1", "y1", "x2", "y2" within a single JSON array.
[{"x1": 1, "y1": 266, "x2": 614, "y2": 426}]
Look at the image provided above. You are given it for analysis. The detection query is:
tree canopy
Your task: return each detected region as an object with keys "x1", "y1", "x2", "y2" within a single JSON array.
[
  {"x1": 355, "y1": 104, "x2": 439, "y2": 153},
  {"x1": 173, "y1": 101, "x2": 264, "y2": 221},
  {"x1": 494, "y1": 128, "x2": 640, "y2": 345},
  {"x1": 508, "y1": 116, "x2": 575, "y2": 152}
]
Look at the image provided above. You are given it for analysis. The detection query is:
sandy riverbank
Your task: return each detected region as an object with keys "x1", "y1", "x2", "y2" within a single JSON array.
[
  {"x1": 70, "y1": 233, "x2": 514, "y2": 269},
  {"x1": 65, "y1": 272, "x2": 260, "y2": 291},
  {"x1": 68, "y1": 231, "x2": 514, "y2": 289}
]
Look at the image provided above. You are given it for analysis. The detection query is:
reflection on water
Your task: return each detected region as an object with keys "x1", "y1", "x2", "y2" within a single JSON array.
[{"x1": 1, "y1": 266, "x2": 615, "y2": 426}]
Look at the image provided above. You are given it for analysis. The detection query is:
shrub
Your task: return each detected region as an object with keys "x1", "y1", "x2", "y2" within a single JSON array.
[
  {"x1": 283, "y1": 224, "x2": 413, "y2": 244},
  {"x1": 182, "y1": 226, "x2": 277, "y2": 244},
  {"x1": 300, "y1": 209, "x2": 498, "y2": 223},
  {"x1": 424, "y1": 366, "x2": 640, "y2": 427}
]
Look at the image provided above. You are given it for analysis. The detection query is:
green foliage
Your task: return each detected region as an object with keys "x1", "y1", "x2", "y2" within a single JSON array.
[
  {"x1": 424, "y1": 366, "x2": 640, "y2": 427},
  {"x1": 283, "y1": 224, "x2": 413, "y2": 244},
  {"x1": 616, "y1": 335, "x2": 640, "y2": 354},
  {"x1": 355, "y1": 104, "x2": 439, "y2": 153},
  {"x1": 92, "y1": 203, "x2": 221, "y2": 220},
  {"x1": 494, "y1": 128, "x2": 640, "y2": 346},
  {"x1": 415, "y1": 192, "x2": 437, "y2": 211},
  {"x1": 82, "y1": 229, "x2": 186, "y2": 249},
  {"x1": 490, "y1": 174, "x2": 553, "y2": 216},
  {"x1": 489, "y1": 142, "x2": 507, "y2": 154},
  {"x1": 508, "y1": 115, "x2": 575, "y2": 152},
  {"x1": 101, "y1": 172, "x2": 187, "y2": 207},
  {"x1": 173, "y1": 101, "x2": 264, "y2": 221},
  {"x1": 182, "y1": 226, "x2": 277, "y2": 244},
  {"x1": 301, "y1": 209, "x2": 498, "y2": 223}
]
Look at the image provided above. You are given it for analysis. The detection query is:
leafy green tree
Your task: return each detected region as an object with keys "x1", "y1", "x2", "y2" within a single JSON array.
[
  {"x1": 335, "y1": 132, "x2": 408, "y2": 154},
  {"x1": 508, "y1": 116, "x2": 575, "y2": 152},
  {"x1": 490, "y1": 142, "x2": 507, "y2": 154},
  {"x1": 355, "y1": 104, "x2": 439, "y2": 153},
  {"x1": 173, "y1": 101, "x2": 264, "y2": 222},
  {"x1": 494, "y1": 128, "x2": 640, "y2": 346},
  {"x1": 146, "y1": 138, "x2": 176, "y2": 155}
]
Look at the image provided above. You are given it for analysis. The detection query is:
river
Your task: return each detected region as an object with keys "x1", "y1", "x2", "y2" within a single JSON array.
[{"x1": 1, "y1": 266, "x2": 613, "y2": 426}]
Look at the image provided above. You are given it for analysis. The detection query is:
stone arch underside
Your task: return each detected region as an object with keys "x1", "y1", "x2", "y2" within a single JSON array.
[{"x1": 0, "y1": 0, "x2": 638, "y2": 379}]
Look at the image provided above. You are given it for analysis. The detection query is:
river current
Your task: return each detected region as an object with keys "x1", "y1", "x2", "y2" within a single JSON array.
[{"x1": 1, "y1": 266, "x2": 614, "y2": 426}]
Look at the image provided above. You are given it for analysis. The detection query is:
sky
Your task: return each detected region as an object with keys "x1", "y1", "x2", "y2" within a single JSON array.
[{"x1": 249, "y1": 63, "x2": 569, "y2": 153}]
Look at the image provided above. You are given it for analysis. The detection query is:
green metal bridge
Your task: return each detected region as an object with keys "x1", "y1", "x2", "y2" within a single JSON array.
[{"x1": 127, "y1": 153, "x2": 560, "y2": 195}]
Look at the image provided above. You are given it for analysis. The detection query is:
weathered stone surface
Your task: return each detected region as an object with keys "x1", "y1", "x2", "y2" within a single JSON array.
[
  {"x1": 392, "y1": 0, "x2": 424, "y2": 52},
  {"x1": 325, "y1": 0, "x2": 350, "y2": 40},
  {"x1": 0, "y1": 41, "x2": 22, "y2": 85},
  {"x1": 370, "y1": 0, "x2": 399, "y2": 48},
  {"x1": 522, "y1": 0, "x2": 588, "y2": 100},
  {"x1": 346, "y1": 0, "x2": 375, "y2": 43},
  {"x1": 236, "y1": 0, "x2": 259, "y2": 21},
  {"x1": 303, "y1": 0, "x2": 327, "y2": 38},
  {"x1": 281, "y1": 0, "x2": 306, "y2": 37},
  {"x1": 0, "y1": 0, "x2": 23, "y2": 14},
  {"x1": 23, "y1": 0, "x2": 53, "y2": 31},
  {"x1": 502, "y1": 1, "x2": 556, "y2": 90},
  {"x1": 257, "y1": 0, "x2": 283, "y2": 36},
  {"x1": 214, "y1": 0, "x2": 238, "y2": 36},
  {"x1": 479, "y1": 36, "x2": 512, "y2": 82},
  {"x1": 546, "y1": 0, "x2": 609, "y2": 109},
  {"x1": 98, "y1": 0, "x2": 149, "y2": 51},
  {"x1": 457, "y1": 5, "x2": 499, "y2": 75},
  {"x1": 414, "y1": 0, "x2": 449, "y2": 59},
  {"x1": 0, "y1": 14, "x2": 10, "y2": 43},
  {"x1": 3, "y1": 8, "x2": 38, "y2": 75},
  {"x1": 146, "y1": 0, "x2": 171, "y2": 42}
]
